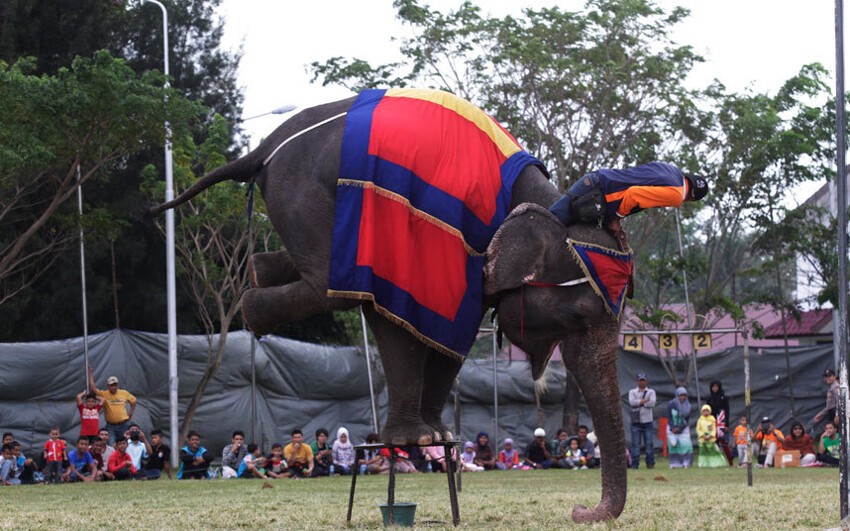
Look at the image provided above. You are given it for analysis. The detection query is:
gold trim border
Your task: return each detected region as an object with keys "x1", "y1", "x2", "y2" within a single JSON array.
[{"x1": 328, "y1": 289, "x2": 466, "y2": 362}]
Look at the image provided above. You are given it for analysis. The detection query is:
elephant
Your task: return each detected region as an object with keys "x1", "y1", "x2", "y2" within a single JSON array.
[{"x1": 151, "y1": 90, "x2": 627, "y2": 522}]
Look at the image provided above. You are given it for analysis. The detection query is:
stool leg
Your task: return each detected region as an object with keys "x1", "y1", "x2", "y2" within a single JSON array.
[
  {"x1": 346, "y1": 465, "x2": 358, "y2": 526},
  {"x1": 446, "y1": 446, "x2": 460, "y2": 526},
  {"x1": 388, "y1": 454, "x2": 396, "y2": 525}
]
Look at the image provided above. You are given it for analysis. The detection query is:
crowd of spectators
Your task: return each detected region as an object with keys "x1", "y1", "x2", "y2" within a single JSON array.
[
  {"x1": 625, "y1": 369, "x2": 845, "y2": 470},
  {"x1": 2, "y1": 368, "x2": 845, "y2": 485}
]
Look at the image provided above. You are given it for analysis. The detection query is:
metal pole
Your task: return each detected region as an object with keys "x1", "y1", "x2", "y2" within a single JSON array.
[
  {"x1": 250, "y1": 334, "x2": 257, "y2": 444},
  {"x1": 835, "y1": 0, "x2": 850, "y2": 517},
  {"x1": 675, "y1": 210, "x2": 700, "y2": 405},
  {"x1": 743, "y1": 330, "x2": 752, "y2": 487},
  {"x1": 142, "y1": 0, "x2": 179, "y2": 469},
  {"x1": 76, "y1": 164, "x2": 90, "y2": 392},
  {"x1": 360, "y1": 307, "x2": 380, "y2": 433},
  {"x1": 492, "y1": 328, "x2": 499, "y2": 449}
]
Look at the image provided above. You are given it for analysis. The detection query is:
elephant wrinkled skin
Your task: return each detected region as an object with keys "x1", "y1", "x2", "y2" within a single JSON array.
[{"x1": 151, "y1": 95, "x2": 626, "y2": 522}]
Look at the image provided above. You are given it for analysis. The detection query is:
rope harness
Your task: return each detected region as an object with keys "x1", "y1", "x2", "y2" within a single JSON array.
[{"x1": 245, "y1": 111, "x2": 349, "y2": 224}]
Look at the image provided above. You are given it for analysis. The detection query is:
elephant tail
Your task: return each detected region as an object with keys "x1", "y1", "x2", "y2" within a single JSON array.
[
  {"x1": 148, "y1": 96, "x2": 355, "y2": 218},
  {"x1": 148, "y1": 147, "x2": 266, "y2": 217}
]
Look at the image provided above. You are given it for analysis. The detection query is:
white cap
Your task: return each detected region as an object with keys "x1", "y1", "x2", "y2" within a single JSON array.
[{"x1": 534, "y1": 428, "x2": 545, "y2": 438}]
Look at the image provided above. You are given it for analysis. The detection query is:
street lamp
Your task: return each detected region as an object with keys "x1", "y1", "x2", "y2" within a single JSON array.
[
  {"x1": 243, "y1": 105, "x2": 297, "y2": 154},
  {"x1": 243, "y1": 104, "x2": 297, "y2": 121},
  {"x1": 140, "y1": 0, "x2": 179, "y2": 471}
]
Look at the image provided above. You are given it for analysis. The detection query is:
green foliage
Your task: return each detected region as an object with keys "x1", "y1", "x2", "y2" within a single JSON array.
[
  {"x1": 0, "y1": 51, "x2": 200, "y2": 307},
  {"x1": 311, "y1": 0, "x2": 702, "y2": 191},
  {"x1": 0, "y1": 0, "x2": 246, "y2": 340}
]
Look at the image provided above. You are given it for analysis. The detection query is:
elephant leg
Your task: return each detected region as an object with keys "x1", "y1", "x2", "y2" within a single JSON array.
[
  {"x1": 561, "y1": 320, "x2": 626, "y2": 523},
  {"x1": 419, "y1": 351, "x2": 461, "y2": 442},
  {"x1": 248, "y1": 250, "x2": 300, "y2": 288},
  {"x1": 362, "y1": 306, "x2": 434, "y2": 446},
  {"x1": 241, "y1": 280, "x2": 356, "y2": 336}
]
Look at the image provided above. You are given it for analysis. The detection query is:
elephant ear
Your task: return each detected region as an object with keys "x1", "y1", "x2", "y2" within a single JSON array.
[{"x1": 484, "y1": 203, "x2": 569, "y2": 297}]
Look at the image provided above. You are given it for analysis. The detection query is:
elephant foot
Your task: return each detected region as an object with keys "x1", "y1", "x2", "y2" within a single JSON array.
[
  {"x1": 241, "y1": 289, "x2": 279, "y2": 336},
  {"x1": 423, "y1": 418, "x2": 453, "y2": 443},
  {"x1": 247, "y1": 251, "x2": 301, "y2": 289},
  {"x1": 381, "y1": 422, "x2": 434, "y2": 447},
  {"x1": 571, "y1": 502, "x2": 621, "y2": 524}
]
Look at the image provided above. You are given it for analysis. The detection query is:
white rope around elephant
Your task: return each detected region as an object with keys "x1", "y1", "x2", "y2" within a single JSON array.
[{"x1": 262, "y1": 111, "x2": 349, "y2": 167}]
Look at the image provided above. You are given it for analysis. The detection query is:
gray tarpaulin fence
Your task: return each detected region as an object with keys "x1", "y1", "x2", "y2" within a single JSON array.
[{"x1": 0, "y1": 329, "x2": 834, "y2": 456}]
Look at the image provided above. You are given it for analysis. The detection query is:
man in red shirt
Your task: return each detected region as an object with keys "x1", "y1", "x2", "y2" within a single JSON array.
[
  {"x1": 108, "y1": 437, "x2": 142, "y2": 480},
  {"x1": 43, "y1": 426, "x2": 66, "y2": 484},
  {"x1": 76, "y1": 390, "x2": 105, "y2": 444}
]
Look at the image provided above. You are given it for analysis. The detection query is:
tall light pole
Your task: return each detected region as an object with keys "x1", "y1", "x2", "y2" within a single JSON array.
[
  {"x1": 141, "y1": 0, "x2": 178, "y2": 470},
  {"x1": 243, "y1": 104, "x2": 297, "y2": 121}
]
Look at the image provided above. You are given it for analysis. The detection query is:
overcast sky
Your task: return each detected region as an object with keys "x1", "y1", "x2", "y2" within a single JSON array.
[{"x1": 218, "y1": 0, "x2": 839, "y2": 199}]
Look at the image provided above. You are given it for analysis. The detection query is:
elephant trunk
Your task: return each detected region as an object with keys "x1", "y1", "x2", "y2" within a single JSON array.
[{"x1": 563, "y1": 322, "x2": 627, "y2": 523}]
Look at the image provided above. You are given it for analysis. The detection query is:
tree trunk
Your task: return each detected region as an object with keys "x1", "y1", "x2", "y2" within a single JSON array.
[
  {"x1": 562, "y1": 371, "x2": 580, "y2": 434},
  {"x1": 178, "y1": 327, "x2": 230, "y2": 443},
  {"x1": 110, "y1": 238, "x2": 120, "y2": 329}
]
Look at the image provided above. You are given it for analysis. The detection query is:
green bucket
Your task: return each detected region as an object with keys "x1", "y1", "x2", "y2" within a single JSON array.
[{"x1": 379, "y1": 502, "x2": 417, "y2": 527}]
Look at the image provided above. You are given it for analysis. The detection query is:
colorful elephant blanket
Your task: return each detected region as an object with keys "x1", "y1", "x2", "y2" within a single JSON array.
[
  {"x1": 328, "y1": 88, "x2": 543, "y2": 360},
  {"x1": 567, "y1": 239, "x2": 633, "y2": 318}
]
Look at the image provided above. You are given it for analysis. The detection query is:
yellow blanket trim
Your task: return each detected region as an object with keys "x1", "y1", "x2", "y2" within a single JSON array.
[
  {"x1": 384, "y1": 88, "x2": 522, "y2": 159},
  {"x1": 337, "y1": 178, "x2": 484, "y2": 257},
  {"x1": 326, "y1": 289, "x2": 466, "y2": 362},
  {"x1": 566, "y1": 238, "x2": 632, "y2": 321}
]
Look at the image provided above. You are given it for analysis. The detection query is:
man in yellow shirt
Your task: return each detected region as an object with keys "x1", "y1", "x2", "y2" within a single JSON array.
[
  {"x1": 283, "y1": 429, "x2": 314, "y2": 478},
  {"x1": 88, "y1": 368, "x2": 137, "y2": 444}
]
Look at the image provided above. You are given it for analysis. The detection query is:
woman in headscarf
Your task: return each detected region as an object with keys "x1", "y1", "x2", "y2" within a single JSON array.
[
  {"x1": 696, "y1": 404, "x2": 728, "y2": 467},
  {"x1": 707, "y1": 380, "x2": 734, "y2": 465},
  {"x1": 667, "y1": 387, "x2": 693, "y2": 468},
  {"x1": 781, "y1": 421, "x2": 818, "y2": 466},
  {"x1": 473, "y1": 432, "x2": 497, "y2": 470},
  {"x1": 332, "y1": 427, "x2": 355, "y2": 475}
]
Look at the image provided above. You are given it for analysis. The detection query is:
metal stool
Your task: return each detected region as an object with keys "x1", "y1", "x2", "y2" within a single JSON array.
[{"x1": 346, "y1": 441, "x2": 461, "y2": 526}]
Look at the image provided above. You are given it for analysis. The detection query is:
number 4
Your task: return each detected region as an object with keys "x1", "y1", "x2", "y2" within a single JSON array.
[{"x1": 623, "y1": 334, "x2": 642, "y2": 351}]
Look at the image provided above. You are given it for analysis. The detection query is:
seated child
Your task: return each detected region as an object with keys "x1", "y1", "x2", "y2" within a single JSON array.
[
  {"x1": 379, "y1": 447, "x2": 418, "y2": 474},
  {"x1": 63, "y1": 437, "x2": 96, "y2": 482},
  {"x1": 497, "y1": 438, "x2": 520, "y2": 470},
  {"x1": 460, "y1": 441, "x2": 484, "y2": 472},
  {"x1": 562, "y1": 437, "x2": 587, "y2": 469},
  {"x1": 266, "y1": 444, "x2": 288, "y2": 478},
  {"x1": 0, "y1": 444, "x2": 18, "y2": 485},
  {"x1": 237, "y1": 444, "x2": 268, "y2": 479}
]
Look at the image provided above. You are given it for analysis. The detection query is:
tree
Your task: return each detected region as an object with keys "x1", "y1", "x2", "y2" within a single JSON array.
[
  {"x1": 143, "y1": 114, "x2": 277, "y2": 441},
  {"x1": 0, "y1": 0, "x2": 246, "y2": 340},
  {"x1": 312, "y1": 0, "x2": 702, "y2": 191},
  {"x1": 0, "y1": 51, "x2": 199, "y2": 307}
]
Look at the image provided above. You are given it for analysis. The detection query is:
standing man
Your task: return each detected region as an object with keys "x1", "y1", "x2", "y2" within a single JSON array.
[
  {"x1": 813, "y1": 368, "x2": 839, "y2": 430},
  {"x1": 89, "y1": 368, "x2": 137, "y2": 444},
  {"x1": 628, "y1": 373, "x2": 657, "y2": 469}
]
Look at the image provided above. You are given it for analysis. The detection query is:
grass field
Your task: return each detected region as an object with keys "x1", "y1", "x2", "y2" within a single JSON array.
[{"x1": 0, "y1": 462, "x2": 842, "y2": 529}]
